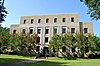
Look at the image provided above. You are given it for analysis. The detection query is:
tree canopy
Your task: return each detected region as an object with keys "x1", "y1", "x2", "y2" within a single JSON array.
[
  {"x1": 80, "y1": 0, "x2": 100, "y2": 20},
  {"x1": 0, "y1": 0, "x2": 8, "y2": 24}
]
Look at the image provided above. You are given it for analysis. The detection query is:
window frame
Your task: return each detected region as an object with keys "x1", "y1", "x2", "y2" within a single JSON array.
[
  {"x1": 54, "y1": 18, "x2": 57, "y2": 23},
  {"x1": 71, "y1": 17, "x2": 74, "y2": 22},
  {"x1": 45, "y1": 37, "x2": 48, "y2": 43},
  {"x1": 22, "y1": 29, "x2": 26, "y2": 34},
  {"x1": 84, "y1": 28, "x2": 88, "y2": 33},
  {"x1": 62, "y1": 27, "x2": 66, "y2": 34},
  {"x1": 38, "y1": 19, "x2": 41, "y2": 23},
  {"x1": 31, "y1": 19, "x2": 34, "y2": 24},
  {"x1": 23, "y1": 20, "x2": 26, "y2": 24},
  {"x1": 71, "y1": 28, "x2": 75, "y2": 34},
  {"x1": 62, "y1": 18, "x2": 66, "y2": 22},
  {"x1": 37, "y1": 28, "x2": 41, "y2": 34},
  {"x1": 46, "y1": 18, "x2": 49, "y2": 23}
]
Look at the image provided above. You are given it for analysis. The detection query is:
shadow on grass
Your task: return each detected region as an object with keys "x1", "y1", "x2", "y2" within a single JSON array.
[
  {"x1": 26, "y1": 61, "x2": 69, "y2": 66},
  {"x1": 0, "y1": 58, "x2": 27, "y2": 65}
]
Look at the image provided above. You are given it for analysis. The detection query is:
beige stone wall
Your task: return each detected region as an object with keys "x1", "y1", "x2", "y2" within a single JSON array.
[
  {"x1": 10, "y1": 13, "x2": 93, "y2": 46},
  {"x1": 20, "y1": 13, "x2": 79, "y2": 24},
  {"x1": 10, "y1": 24, "x2": 19, "y2": 34},
  {"x1": 80, "y1": 22, "x2": 93, "y2": 34}
]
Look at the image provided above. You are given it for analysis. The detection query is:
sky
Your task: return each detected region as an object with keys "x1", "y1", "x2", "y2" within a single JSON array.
[{"x1": 1, "y1": 0, "x2": 100, "y2": 36}]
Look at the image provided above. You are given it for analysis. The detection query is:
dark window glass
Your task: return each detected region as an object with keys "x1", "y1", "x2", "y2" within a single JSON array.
[
  {"x1": 13, "y1": 30, "x2": 16, "y2": 34},
  {"x1": 62, "y1": 28, "x2": 66, "y2": 34},
  {"x1": 62, "y1": 18, "x2": 66, "y2": 22},
  {"x1": 54, "y1": 28, "x2": 57, "y2": 34},
  {"x1": 71, "y1": 17, "x2": 74, "y2": 22},
  {"x1": 30, "y1": 29, "x2": 33, "y2": 34},
  {"x1": 62, "y1": 46, "x2": 66, "y2": 52},
  {"x1": 54, "y1": 18, "x2": 57, "y2": 23},
  {"x1": 71, "y1": 28, "x2": 75, "y2": 33},
  {"x1": 24, "y1": 20, "x2": 26, "y2": 24},
  {"x1": 22, "y1": 29, "x2": 26, "y2": 34},
  {"x1": 37, "y1": 29, "x2": 41, "y2": 34},
  {"x1": 31, "y1": 19, "x2": 34, "y2": 24},
  {"x1": 84, "y1": 28, "x2": 88, "y2": 33},
  {"x1": 38, "y1": 19, "x2": 41, "y2": 23},
  {"x1": 45, "y1": 37, "x2": 48, "y2": 43},
  {"x1": 72, "y1": 47, "x2": 76, "y2": 52},
  {"x1": 46, "y1": 18, "x2": 49, "y2": 23},
  {"x1": 45, "y1": 29, "x2": 49, "y2": 34},
  {"x1": 43, "y1": 47, "x2": 49, "y2": 54}
]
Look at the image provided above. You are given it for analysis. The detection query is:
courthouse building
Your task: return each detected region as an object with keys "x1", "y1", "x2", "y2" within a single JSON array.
[{"x1": 10, "y1": 13, "x2": 93, "y2": 47}]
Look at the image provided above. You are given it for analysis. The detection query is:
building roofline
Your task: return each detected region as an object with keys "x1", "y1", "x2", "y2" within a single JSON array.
[{"x1": 21, "y1": 13, "x2": 79, "y2": 17}]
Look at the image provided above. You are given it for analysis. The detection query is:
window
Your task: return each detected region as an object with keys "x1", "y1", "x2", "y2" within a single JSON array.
[
  {"x1": 13, "y1": 30, "x2": 16, "y2": 34},
  {"x1": 45, "y1": 37, "x2": 48, "y2": 43},
  {"x1": 53, "y1": 27, "x2": 57, "y2": 34},
  {"x1": 31, "y1": 19, "x2": 34, "y2": 24},
  {"x1": 22, "y1": 29, "x2": 26, "y2": 34},
  {"x1": 62, "y1": 46, "x2": 66, "y2": 52},
  {"x1": 71, "y1": 28, "x2": 75, "y2": 33},
  {"x1": 46, "y1": 18, "x2": 49, "y2": 23},
  {"x1": 36, "y1": 37, "x2": 40, "y2": 43},
  {"x1": 62, "y1": 18, "x2": 66, "y2": 22},
  {"x1": 62, "y1": 27, "x2": 66, "y2": 34},
  {"x1": 23, "y1": 20, "x2": 26, "y2": 24},
  {"x1": 38, "y1": 19, "x2": 41, "y2": 23},
  {"x1": 84, "y1": 28, "x2": 88, "y2": 33},
  {"x1": 29, "y1": 27, "x2": 34, "y2": 34},
  {"x1": 72, "y1": 47, "x2": 76, "y2": 52},
  {"x1": 37, "y1": 28, "x2": 41, "y2": 34},
  {"x1": 54, "y1": 18, "x2": 57, "y2": 23},
  {"x1": 71, "y1": 17, "x2": 74, "y2": 22},
  {"x1": 45, "y1": 28, "x2": 49, "y2": 34}
]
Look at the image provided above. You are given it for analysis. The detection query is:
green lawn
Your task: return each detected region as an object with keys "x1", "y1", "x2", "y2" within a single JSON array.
[
  {"x1": 0, "y1": 54, "x2": 35, "y2": 64},
  {"x1": 26, "y1": 57, "x2": 100, "y2": 66}
]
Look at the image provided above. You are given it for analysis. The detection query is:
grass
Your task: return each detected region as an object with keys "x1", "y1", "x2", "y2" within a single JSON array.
[
  {"x1": 0, "y1": 54, "x2": 35, "y2": 65},
  {"x1": 26, "y1": 57, "x2": 100, "y2": 66},
  {"x1": 0, "y1": 54, "x2": 100, "y2": 66}
]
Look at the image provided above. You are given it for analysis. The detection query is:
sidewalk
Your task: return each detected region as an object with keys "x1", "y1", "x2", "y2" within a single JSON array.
[{"x1": 1, "y1": 59, "x2": 44, "y2": 66}]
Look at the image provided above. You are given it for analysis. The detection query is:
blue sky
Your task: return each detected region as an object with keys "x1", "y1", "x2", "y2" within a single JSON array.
[{"x1": 2, "y1": 0, "x2": 100, "y2": 36}]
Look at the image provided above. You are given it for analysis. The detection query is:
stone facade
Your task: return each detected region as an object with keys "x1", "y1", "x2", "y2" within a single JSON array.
[{"x1": 10, "y1": 13, "x2": 93, "y2": 47}]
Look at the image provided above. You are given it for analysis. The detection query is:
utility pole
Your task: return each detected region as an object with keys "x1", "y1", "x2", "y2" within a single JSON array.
[{"x1": 0, "y1": 0, "x2": 5, "y2": 26}]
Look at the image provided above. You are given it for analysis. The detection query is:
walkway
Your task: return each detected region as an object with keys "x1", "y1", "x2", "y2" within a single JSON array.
[{"x1": 1, "y1": 59, "x2": 44, "y2": 66}]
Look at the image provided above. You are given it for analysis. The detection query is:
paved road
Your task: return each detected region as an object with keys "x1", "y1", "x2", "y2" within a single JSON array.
[{"x1": 0, "y1": 59, "x2": 44, "y2": 66}]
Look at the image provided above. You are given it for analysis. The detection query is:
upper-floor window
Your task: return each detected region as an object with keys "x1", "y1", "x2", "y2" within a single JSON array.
[
  {"x1": 54, "y1": 18, "x2": 57, "y2": 23},
  {"x1": 46, "y1": 18, "x2": 49, "y2": 23},
  {"x1": 13, "y1": 30, "x2": 16, "y2": 34},
  {"x1": 45, "y1": 28, "x2": 49, "y2": 34},
  {"x1": 71, "y1": 17, "x2": 74, "y2": 22},
  {"x1": 29, "y1": 27, "x2": 34, "y2": 34},
  {"x1": 84, "y1": 28, "x2": 88, "y2": 33},
  {"x1": 22, "y1": 29, "x2": 26, "y2": 34},
  {"x1": 37, "y1": 28, "x2": 41, "y2": 34},
  {"x1": 62, "y1": 26, "x2": 66, "y2": 34},
  {"x1": 38, "y1": 19, "x2": 41, "y2": 23},
  {"x1": 71, "y1": 28, "x2": 75, "y2": 34},
  {"x1": 31, "y1": 19, "x2": 34, "y2": 24},
  {"x1": 53, "y1": 27, "x2": 57, "y2": 34},
  {"x1": 62, "y1": 18, "x2": 66, "y2": 22},
  {"x1": 23, "y1": 20, "x2": 26, "y2": 24},
  {"x1": 45, "y1": 37, "x2": 48, "y2": 43}
]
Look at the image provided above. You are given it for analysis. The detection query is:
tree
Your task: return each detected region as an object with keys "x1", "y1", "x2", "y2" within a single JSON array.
[
  {"x1": 0, "y1": 0, "x2": 8, "y2": 24},
  {"x1": 49, "y1": 34, "x2": 62, "y2": 57},
  {"x1": 80, "y1": 0, "x2": 100, "y2": 20},
  {"x1": 0, "y1": 27, "x2": 10, "y2": 53}
]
